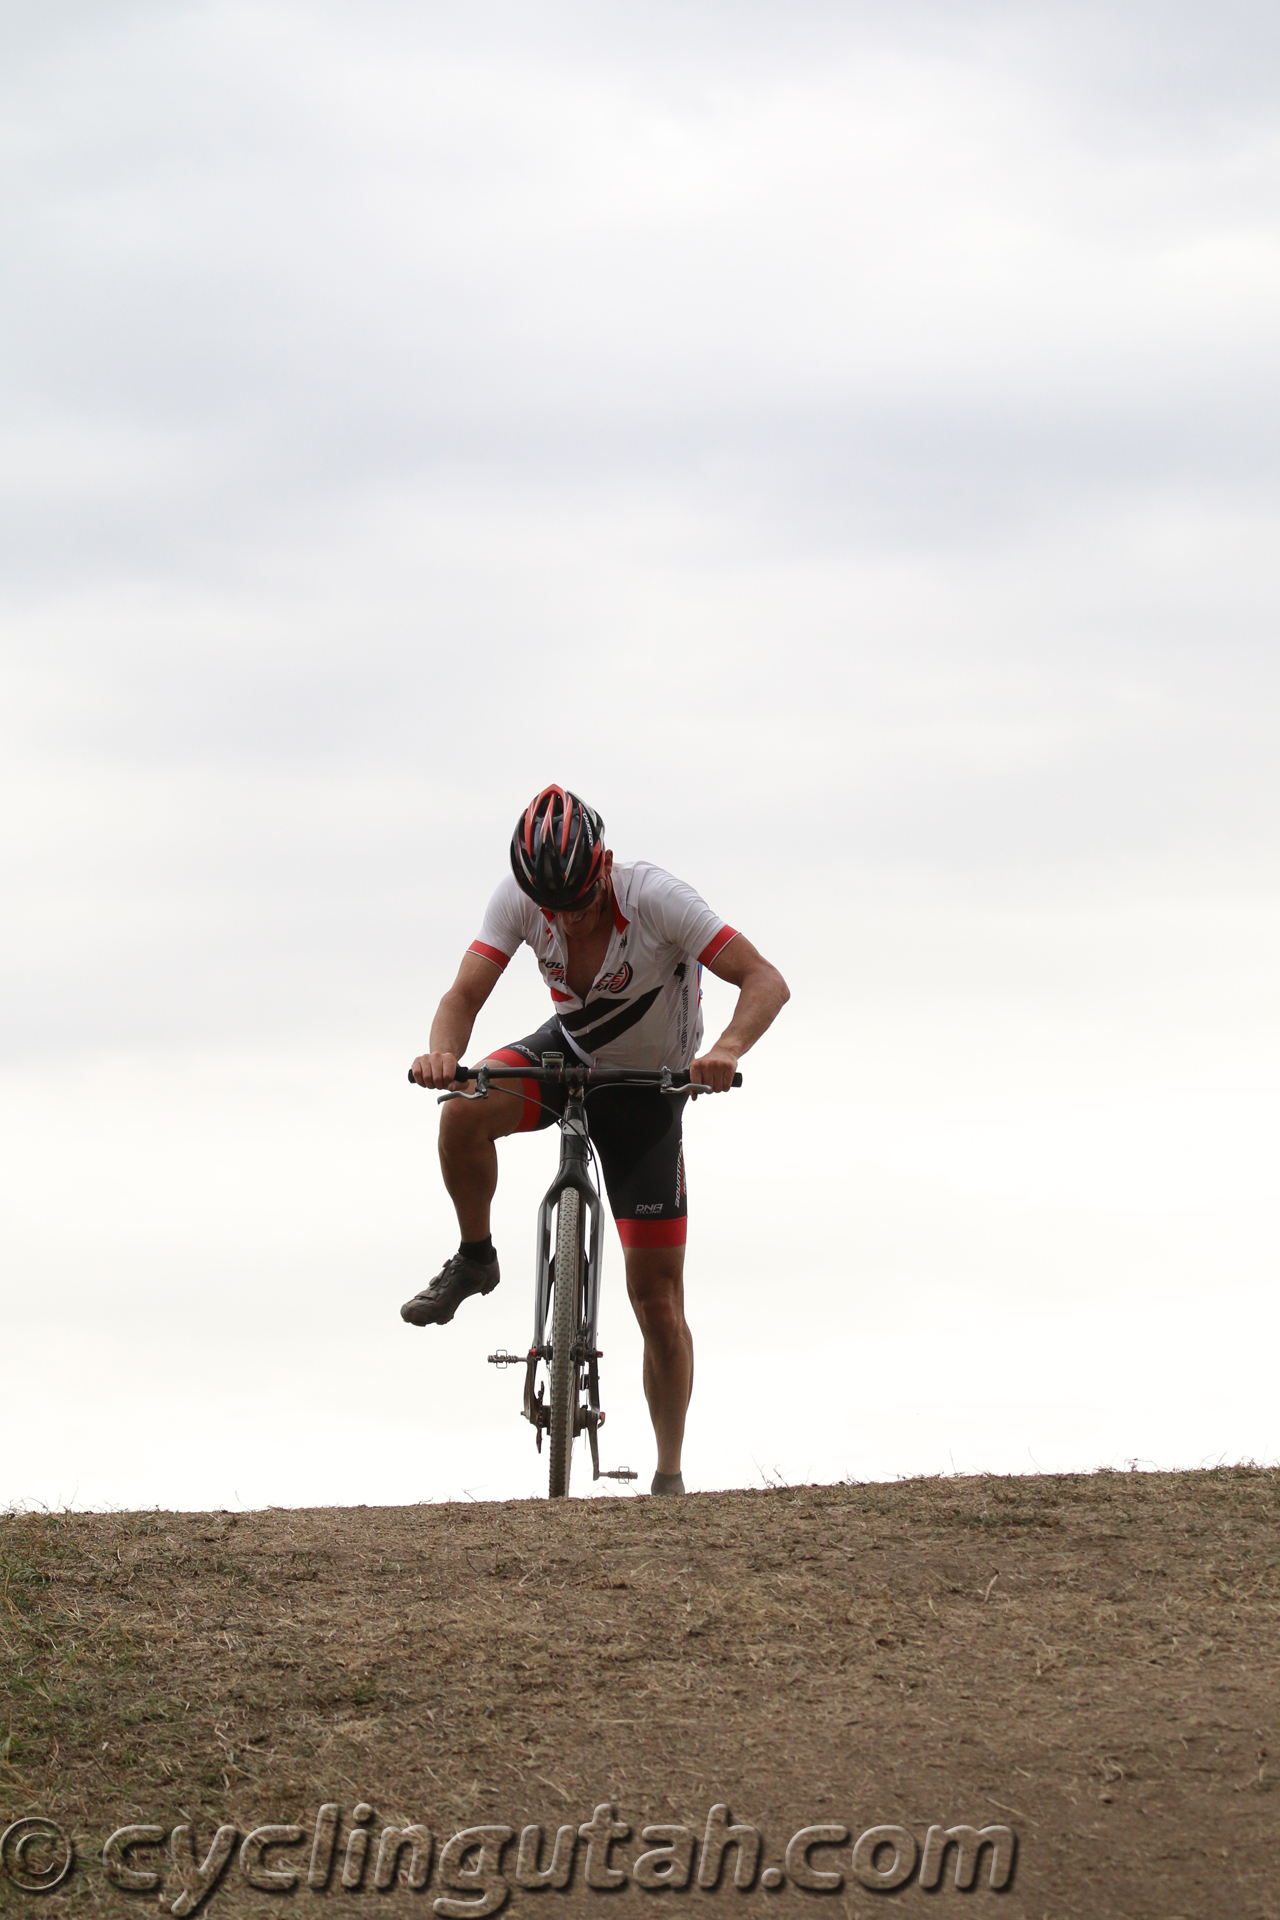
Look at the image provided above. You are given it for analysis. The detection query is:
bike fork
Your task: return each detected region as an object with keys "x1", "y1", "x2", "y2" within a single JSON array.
[
  {"x1": 522, "y1": 1103, "x2": 611, "y2": 1475},
  {"x1": 526, "y1": 1188, "x2": 599, "y2": 1360},
  {"x1": 507, "y1": 1089, "x2": 635, "y2": 1485}
]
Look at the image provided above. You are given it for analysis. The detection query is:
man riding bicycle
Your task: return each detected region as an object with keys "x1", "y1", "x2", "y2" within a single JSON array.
[{"x1": 404, "y1": 785, "x2": 789, "y2": 1496}]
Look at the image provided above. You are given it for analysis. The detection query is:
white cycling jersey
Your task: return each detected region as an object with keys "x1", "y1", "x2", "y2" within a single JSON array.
[{"x1": 469, "y1": 862, "x2": 738, "y2": 1070}]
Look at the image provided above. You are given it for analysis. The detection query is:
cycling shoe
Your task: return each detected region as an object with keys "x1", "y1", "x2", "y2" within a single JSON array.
[{"x1": 401, "y1": 1251, "x2": 500, "y2": 1327}]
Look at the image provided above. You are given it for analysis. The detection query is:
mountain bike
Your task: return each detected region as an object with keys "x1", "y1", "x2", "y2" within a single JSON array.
[{"x1": 410, "y1": 1051, "x2": 741, "y2": 1498}]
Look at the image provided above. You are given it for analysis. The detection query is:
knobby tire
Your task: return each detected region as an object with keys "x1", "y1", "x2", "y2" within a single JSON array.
[{"x1": 548, "y1": 1189, "x2": 584, "y2": 1499}]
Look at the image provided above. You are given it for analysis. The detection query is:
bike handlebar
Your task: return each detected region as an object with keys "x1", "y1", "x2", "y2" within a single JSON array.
[{"x1": 407, "y1": 1064, "x2": 742, "y2": 1089}]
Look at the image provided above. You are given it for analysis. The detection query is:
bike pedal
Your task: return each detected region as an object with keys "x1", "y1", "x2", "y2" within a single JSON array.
[
  {"x1": 599, "y1": 1467, "x2": 638, "y2": 1482},
  {"x1": 487, "y1": 1348, "x2": 520, "y2": 1368}
]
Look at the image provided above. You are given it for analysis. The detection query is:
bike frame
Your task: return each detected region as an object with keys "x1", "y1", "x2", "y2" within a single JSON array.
[
  {"x1": 523, "y1": 1075, "x2": 611, "y2": 1480},
  {"x1": 412, "y1": 1052, "x2": 741, "y2": 1491}
]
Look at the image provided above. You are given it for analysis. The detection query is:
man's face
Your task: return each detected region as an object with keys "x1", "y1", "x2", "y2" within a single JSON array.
[{"x1": 553, "y1": 850, "x2": 613, "y2": 934}]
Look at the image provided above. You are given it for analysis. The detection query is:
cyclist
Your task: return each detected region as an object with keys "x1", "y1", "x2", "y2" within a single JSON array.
[{"x1": 403, "y1": 785, "x2": 789, "y2": 1496}]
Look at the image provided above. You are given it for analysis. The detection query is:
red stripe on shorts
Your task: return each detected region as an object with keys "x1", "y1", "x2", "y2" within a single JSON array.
[
  {"x1": 486, "y1": 1048, "x2": 544, "y2": 1132},
  {"x1": 615, "y1": 1217, "x2": 688, "y2": 1249}
]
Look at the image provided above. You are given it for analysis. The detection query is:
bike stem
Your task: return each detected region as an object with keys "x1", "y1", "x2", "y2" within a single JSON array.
[{"x1": 526, "y1": 1087, "x2": 606, "y2": 1422}]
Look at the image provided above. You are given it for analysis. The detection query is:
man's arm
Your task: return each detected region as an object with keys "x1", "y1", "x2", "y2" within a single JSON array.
[
  {"x1": 410, "y1": 951, "x2": 505, "y2": 1089},
  {"x1": 690, "y1": 934, "x2": 789, "y2": 1093}
]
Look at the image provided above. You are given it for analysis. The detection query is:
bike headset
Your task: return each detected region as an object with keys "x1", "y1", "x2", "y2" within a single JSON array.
[{"x1": 510, "y1": 785, "x2": 606, "y2": 911}]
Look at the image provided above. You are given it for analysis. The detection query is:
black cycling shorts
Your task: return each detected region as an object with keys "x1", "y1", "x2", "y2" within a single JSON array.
[{"x1": 485, "y1": 1017, "x2": 688, "y2": 1249}]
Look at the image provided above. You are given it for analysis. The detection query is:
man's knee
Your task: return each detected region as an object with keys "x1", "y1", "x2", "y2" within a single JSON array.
[
  {"x1": 438, "y1": 1097, "x2": 484, "y2": 1145},
  {"x1": 438, "y1": 1082, "x2": 523, "y2": 1150},
  {"x1": 624, "y1": 1254, "x2": 687, "y2": 1342}
]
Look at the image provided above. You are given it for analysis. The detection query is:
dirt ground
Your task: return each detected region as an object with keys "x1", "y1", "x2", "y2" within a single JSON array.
[{"x1": 2, "y1": 1469, "x2": 1277, "y2": 1920}]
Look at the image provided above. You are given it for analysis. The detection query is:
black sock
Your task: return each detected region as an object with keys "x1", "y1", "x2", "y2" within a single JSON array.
[{"x1": 460, "y1": 1235, "x2": 496, "y2": 1265}]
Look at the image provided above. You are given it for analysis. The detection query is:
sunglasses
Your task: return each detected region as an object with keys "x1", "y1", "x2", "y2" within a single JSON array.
[{"x1": 557, "y1": 876, "x2": 605, "y2": 917}]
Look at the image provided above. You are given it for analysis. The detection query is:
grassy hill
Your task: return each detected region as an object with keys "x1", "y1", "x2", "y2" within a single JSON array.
[{"x1": 2, "y1": 1470, "x2": 1276, "y2": 1918}]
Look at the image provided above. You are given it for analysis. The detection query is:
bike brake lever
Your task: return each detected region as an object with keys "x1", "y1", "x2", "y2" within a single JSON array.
[
  {"x1": 663, "y1": 1081, "x2": 712, "y2": 1096},
  {"x1": 437, "y1": 1066, "x2": 490, "y2": 1104}
]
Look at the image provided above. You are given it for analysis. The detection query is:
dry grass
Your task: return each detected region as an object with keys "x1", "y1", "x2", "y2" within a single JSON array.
[{"x1": 2, "y1": 1469, "x2": 1277, "y2": 1918}]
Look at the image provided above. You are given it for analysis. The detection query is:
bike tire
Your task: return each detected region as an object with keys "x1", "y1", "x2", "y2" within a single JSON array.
[{"x1": 548, "y1": 1189, "x2": 584, "y2": 1499}]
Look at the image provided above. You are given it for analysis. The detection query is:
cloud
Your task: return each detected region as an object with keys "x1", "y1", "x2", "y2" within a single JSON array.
[
  {"x1": 2, "y1": 0, "x2": 1278, "y2": 588},
  {"x1": 2, "y1": 4, "x2": 1279, "y2": 1504}
]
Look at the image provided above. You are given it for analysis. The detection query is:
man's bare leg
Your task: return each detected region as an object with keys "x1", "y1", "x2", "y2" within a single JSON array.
[
  {"x1": 623, "y1": 1244, "x2": 693, "y2": 1478},
  {"x1": 436, "y1": 1071, "x2": 529, "y2": 1240},
  {"x1": 402, "y1": 1072, "x2": 535, "y2": 1326}
]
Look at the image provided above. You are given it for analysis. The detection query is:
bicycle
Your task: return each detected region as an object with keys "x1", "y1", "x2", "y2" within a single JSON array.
[{"x1": 409, "y1": 1050, "x2": 741, "y2": 1498}]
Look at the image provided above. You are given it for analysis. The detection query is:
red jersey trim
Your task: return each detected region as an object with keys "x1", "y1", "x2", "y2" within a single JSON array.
[
  {"x1": 616, "y1": 1217, "x2": 688, "y2": 1249},
  {"x1": 612, "y1": 885, "x2": 630, "y2": 934},
  {"x1": 698, "y1": 925, "x2": 738, "y2": 967},
  {"x1": 468, "y1": 940, "x2": 512, "y2": 971},
  {"x1": 549, "y1": 987, "x2": 572, "y2": 1004}
]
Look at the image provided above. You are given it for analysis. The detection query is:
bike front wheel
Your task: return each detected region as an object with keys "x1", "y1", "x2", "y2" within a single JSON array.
[{"x1": 548, "y1": 1188, "x2": 584, "y2": 1499}]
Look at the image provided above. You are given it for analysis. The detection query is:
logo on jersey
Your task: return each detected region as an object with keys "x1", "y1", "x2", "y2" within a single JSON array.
[
  {"x1": 542, "y1": 961, "x2": 567, "y2": 984},
  {"x1": 594, "y1": 962, "x2": 633, "y2": 995},
  {"x1": 634, "y1": 1202, "x2": 664, "y2": 1215}
]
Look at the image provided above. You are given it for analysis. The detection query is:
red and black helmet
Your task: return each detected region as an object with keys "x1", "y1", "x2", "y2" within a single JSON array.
[{"x1": 510, "y1": 786, "x2": 606, "y2": 911}]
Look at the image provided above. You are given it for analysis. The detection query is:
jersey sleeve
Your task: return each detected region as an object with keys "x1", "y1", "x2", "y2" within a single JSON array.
[
  {"x1": 633, "y1": 865, "x2": 738, "y2": 967},
  {"x1": 468, "y1": 874, "x2": 537, "y2": 971}
]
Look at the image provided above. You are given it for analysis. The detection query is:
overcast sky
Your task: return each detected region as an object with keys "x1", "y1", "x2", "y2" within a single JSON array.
[{"x1": 4, "y1": 1, "x2": 1278, "y2": 1509}]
